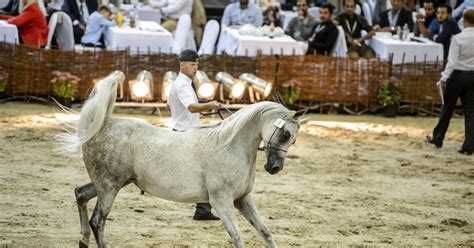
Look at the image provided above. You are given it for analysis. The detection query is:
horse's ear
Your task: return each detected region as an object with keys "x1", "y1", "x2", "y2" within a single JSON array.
[
  {"x1": 293, "y1": 109, "x2": 307, "y2": 119},
  {"x1": 298, "y1": 117, "x2": 309, "y2": 125}
]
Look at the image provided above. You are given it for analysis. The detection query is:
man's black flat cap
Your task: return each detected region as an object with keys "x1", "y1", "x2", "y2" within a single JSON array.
[{"x1": 179, "y1": 49, "x2": 199, "y2": 62}]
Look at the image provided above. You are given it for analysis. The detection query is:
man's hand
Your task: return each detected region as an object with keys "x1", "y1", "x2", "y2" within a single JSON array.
[
  {"x1": 79, "y1": 23, "x2": 85, "y2": 31},
  {"x1": 436, "y1": 80, "x2": 445, "y2": 88},
  {"x1": 206, "y1": 101, "x2": 222, "y2": 110}
]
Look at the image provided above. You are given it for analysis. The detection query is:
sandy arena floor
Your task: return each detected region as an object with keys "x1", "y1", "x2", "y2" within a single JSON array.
[{"x1": 0, "y1": 103, "x2": 473, "y2": 247}]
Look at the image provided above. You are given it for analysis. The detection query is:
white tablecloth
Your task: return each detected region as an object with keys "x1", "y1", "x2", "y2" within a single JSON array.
[
  {"x1": 280, "y1": 10, "x2": 297, "y2": 30},
  {"x1": 105, "y1": 21, "x2": 172, "y2": 53},
  {"x1": 120, "y1": 4, "x2": 161, "y2": 22},
  {"x1": 0, "y1": 20, "x2": 19, "y2": 44},
  {"x1": 216, "y1": 27, "x2": 303, "y2": 57},
  {"x1": 370, "y1": 36, "x2": 444, "y2": 64}
]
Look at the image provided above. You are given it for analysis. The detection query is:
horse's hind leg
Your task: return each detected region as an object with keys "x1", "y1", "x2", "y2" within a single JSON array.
[
  {"x1": 89, "y1": 187, "x2": 120, "y2": 248},
  {"x1": 75, "y1": 183, "x2": 97, "y2": 248}
]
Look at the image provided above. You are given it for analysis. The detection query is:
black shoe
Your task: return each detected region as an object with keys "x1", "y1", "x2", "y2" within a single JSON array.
[
  {"x1": 426, "y1": 136, "x2": 442, "y2": 148},
  {"x1": 458, "y1": 149, "x2": 473, "y2": 155},
  {"x1": 193, "y1": 211, "x2": 220, "y2": 221}
]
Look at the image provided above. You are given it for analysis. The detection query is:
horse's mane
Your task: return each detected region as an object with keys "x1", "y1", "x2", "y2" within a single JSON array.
[{"x1": 200, "y1": 101, "x2": 293, "y2": 145}]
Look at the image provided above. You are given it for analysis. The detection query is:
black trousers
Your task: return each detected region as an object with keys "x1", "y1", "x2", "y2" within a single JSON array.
[
  {"x1": 432, "y1": 70, "x2": 474, "y2": 152},
  {"x1": 172, "y1": 128, "x2": 213, "y2": 214}
]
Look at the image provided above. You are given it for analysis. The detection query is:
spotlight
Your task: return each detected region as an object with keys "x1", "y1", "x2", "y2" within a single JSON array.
[
  {"x1": 129, "y1": 70, "x2": 154, "y2": 102},
  {"x1": 239, "y1": 73, "x2": 273, "y2": 98},
  {"x1": 215, "y1": 72, "x2": 247, "y2": 100},
  {"x1": 161, "y1": 71, "x2": 177, "y2": 102},
  {"x1": 195, "y1": 70, "x2": 218, "y2": 100}
]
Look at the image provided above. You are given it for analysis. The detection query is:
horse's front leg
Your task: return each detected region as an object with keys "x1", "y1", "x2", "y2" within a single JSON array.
[
  {"x1": 209, "y1": 193, "x2": 245, "y2": 248},
  {"x1": 234, "y1": 193, "x2": 277, "y2": 248}
]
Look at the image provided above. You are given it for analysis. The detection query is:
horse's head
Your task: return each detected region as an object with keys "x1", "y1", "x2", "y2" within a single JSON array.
[{"x1": 261, "y1": 109, "x2": 308, "y2": 175}]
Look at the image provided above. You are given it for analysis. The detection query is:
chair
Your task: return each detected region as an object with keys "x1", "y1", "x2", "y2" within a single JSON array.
[
  {"x1": 331, "y1": 26, "x2": 348, "y2": 57},
  {"x1": 172, "y1": 14, "x2": 195, "y2": 54},
  {"x1": 368, "y1": 0, "x2": 376, "y2": 23},
  {"x1": 198, "y1": 20, "x2": 220, "y2": 55},
  {"x1": 46, "y1": 11, "x2": 75, "y2": 50},
  {"x1": 362, "y1": 2, "x2": 373, "y2": 25},
  {"x1": 307, "y1": 7, "x2": 320, "y2": 21}
]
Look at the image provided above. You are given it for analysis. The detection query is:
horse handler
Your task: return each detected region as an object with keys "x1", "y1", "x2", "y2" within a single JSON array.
[
  {"x1": 168, "y1": 49, "x2": 222, "y2": 220},
  {"x1": 426, "y1": 9, "x2": 474, "y2": 155}
]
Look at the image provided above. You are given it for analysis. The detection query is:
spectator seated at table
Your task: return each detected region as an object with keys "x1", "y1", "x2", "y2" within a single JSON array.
[
  {"x1": 151, "y1": 0, "x2": 192, "y2": 32},
  {"x1": 62, "y1": 0, "x2": 98, "y2": 44},
  {"x1": 81, "y1": 5, "x2": 115, "y2": 48},
  {"x1": 430, "y1": 4, "x2": 461, "y2": 59},
  {"x1": 44, "y1": 0, "x2": 62, "y2": 22},
  {"x1": 257, "y1": 0, "x2": 282, "y2": 27},
  {"x1": 0, "y1": 0, "x2": 48, "y2": 48},
  {"x1": 334, "y1": 0, "x2": 375, "y2": 59},
  {"x1": 221, "y1": 0, "x2": 263, "y2": 27},
  {"x1": 307, "y1": 3, "x2": 338, "y2": 55},
  {"x1": 286, "y1": 0, "x2": 318, "y2": 41},
  {"x1": 452, "y1": 0, "x2": 474, "y2": 20},
  {"x1": 377, "y1": 0, "x2": 414, "y2": 32},
  {"x1": 1, "y1": 0, "x2": 20, "y2": 15},
  {"x1": 414, "y1": 0, "x2": 436, "y2": 37}
]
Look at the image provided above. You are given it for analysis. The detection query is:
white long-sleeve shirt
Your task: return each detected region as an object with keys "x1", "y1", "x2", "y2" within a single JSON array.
[
  {"x1": 441, "y1": 27, "x2": 474, "y2": 82},
  {"x1": 160, "y1": 0, "x2": 193, "y2": 19}
]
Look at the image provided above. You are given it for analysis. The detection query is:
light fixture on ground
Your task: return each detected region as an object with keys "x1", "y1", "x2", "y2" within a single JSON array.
[
  {"x1": 129, "y1": 70, "x2": 154, "y2": 102},
  {"x1": 239, "y1": 73, "x2": 273, "y2": 98},
  {"x1": 215, "y1": 72, "x2": 246, "y2": 100},
  {"x1": 161, "y1": 71, "x2": 177, "y2": 102},
  {"x1": 195, "y1": 70, "x2": 218, "y2": 100}
]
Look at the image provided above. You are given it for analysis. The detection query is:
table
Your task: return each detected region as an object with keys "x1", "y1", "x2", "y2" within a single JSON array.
[
  {"x1": 280, "y1": 10, "x2": 297, "y2": 30},
  {"x1": 120, "y1": 4, "x2": 161, "y2": 22},
  {"x1": 369, "y1": 35, "x2": 444, "y2": 64},
  {"x1": 216, "y1": 27, "x2": 303, "y2": 57},
  {"x1": 105, "y1": 21, "x2": 172, "y2": 53},
  {"x1": 0, "y1": 20, "x2": 19, "y2": 44}
]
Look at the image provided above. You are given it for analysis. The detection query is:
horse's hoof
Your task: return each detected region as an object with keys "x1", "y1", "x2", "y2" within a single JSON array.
[{"x1": 79, "y1": 240, "x2": 88, "y2": 248}]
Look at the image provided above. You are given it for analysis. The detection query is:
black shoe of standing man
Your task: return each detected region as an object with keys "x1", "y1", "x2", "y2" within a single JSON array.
[
  {"x1": 426, "y1": 136, "x2": 442, "y2": 148},
  {"x1": 457, "y1": 149, "x2": 473, "y2": 155},
  {"x1": 193, "y1": 203, "x2": 220, "y2": 221}
]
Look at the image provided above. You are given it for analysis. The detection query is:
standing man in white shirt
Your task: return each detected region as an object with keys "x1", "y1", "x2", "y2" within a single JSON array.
[
  {"x1": 168, "y1": 49, "x2": 222, "y2": 220},
  {"x1": 426, "y1": 9, "x2": 474, "y2": 155}
]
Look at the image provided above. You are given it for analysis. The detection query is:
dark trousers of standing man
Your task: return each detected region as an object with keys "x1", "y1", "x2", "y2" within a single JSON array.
[
  {"x1": 172, "y1": 128, "x2": 216, "y2": 218},
  {"x1": 431, "y1": 70, "x2": 474, "y2": 152}
]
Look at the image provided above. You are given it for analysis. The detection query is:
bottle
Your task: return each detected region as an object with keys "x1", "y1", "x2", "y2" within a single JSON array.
[{"x1": 402, "y1": 24, "x2": 409, "y2": 41}]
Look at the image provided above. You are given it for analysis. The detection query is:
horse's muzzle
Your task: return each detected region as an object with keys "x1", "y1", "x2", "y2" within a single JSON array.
[{"x1": 264, "y1": 152, "x2": 284, "y2": 175}]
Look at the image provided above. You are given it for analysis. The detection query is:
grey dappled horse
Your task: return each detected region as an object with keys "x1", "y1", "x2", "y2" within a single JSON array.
[{"x1": 59, "y1": 71, "x2": 308, "y2": 248}]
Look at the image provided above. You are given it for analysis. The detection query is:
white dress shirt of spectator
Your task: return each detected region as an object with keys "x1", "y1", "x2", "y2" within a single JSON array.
[{"x1": 221, "y1": 0, "x2": 264, "y2": 27}]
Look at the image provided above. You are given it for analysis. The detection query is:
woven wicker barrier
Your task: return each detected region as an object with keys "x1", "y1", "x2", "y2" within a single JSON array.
[{"x1": 0, "y1": 42, "x2": 444, "y2": 113}]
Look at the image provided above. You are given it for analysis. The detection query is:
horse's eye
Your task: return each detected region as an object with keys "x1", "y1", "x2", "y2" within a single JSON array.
[
  {"x1": 292, "y1": 140, "x2": 296, "y2": 145},
  {"x1": 279, "y1": 130, "x2": 291, "y2": 143}
]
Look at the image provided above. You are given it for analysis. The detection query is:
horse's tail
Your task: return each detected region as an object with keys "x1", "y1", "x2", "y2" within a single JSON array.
[{"x1": 57, "y1": 71, "x2": 125, "y2": 158}]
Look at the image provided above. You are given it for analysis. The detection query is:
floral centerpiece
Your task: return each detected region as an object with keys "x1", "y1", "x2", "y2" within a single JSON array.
[
  {"x1": 377, "y1": 77, "x2": 401, "y2": 117},
  {"x1": 280, "y1": 79, "x2": 302, "y2": 106},
  {"x1": 51, "y1": 70, "x2": 81, "y2": 107}
]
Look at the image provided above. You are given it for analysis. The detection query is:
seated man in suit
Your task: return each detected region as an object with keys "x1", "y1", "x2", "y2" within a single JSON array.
[
  {"x1": 62, "y1": 0, "x2": 98, "y2": 44},
  {"x1": 286, "y1": 0, "x2": 318, "y2": 41},
  {"x1": 414, "y1": 0, "x2": 437, "y2": 37},
  {"x1": 431, "y1": 4, "x2": 461, "y2": 59},
  {"x1": 307, "y1": 3, "x2": 339, "y2": 55},
  {"x1": 334, "y1": 0, "x2": 375, "y2": 59},
  {"x1": 221, "y1": 0, "x2": 263, "y2": 27},
  {"x1": 377, "y1": 0, "x2": 414, "y2": 32}
]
